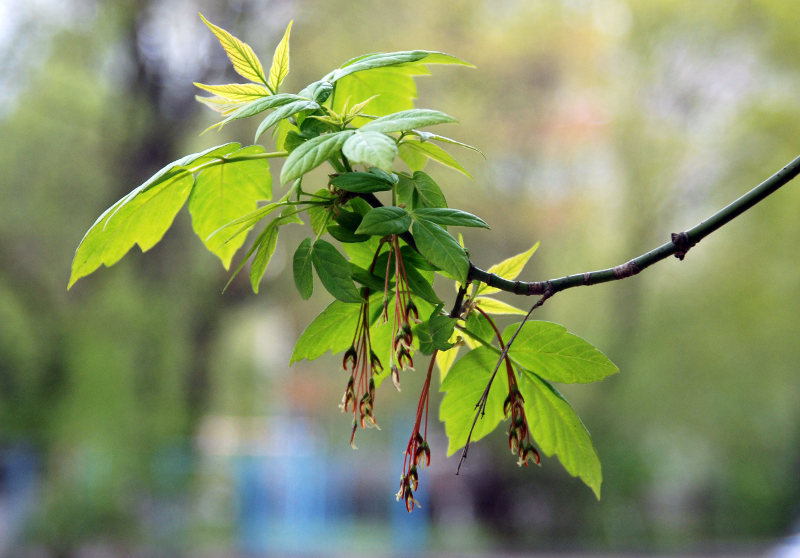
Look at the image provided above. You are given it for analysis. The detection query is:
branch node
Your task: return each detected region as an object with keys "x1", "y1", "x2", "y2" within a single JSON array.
[
  {"x1": 671, "y1": 232, "x2": 696, "y2": 261},
  {"x1": 583, "y1": 272, "x2": 591, "y2": 285},
  {"x1": 612, "y1": 260, "x2": 642, "y2": 279}
]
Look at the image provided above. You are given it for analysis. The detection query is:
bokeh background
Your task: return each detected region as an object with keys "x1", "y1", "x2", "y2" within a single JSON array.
[{"x1": 1, "y1": 0, "x2": 799, "y2": 556}]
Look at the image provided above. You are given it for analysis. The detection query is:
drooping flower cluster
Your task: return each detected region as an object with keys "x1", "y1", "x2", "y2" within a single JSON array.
[
  {"x1": 340, "y1": 297, "x2": 382, "y2": 449},
  {"x1": 503, "y1": 372, "x2": 541, "y2": 467},
  {"x1": 382, "y1": 235, "x2": 419, "y2": 391},
  {"x1": 396, "y1": 354, "x2": 435, "y2": 512}
]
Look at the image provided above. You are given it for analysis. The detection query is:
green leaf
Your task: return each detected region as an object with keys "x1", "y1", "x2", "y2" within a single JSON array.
[
  {"x1": 398, "y1": 142, "x2": 429, "y2": 172},
  {"x1": 68, "y1": 143, "x2": 241, "y2": 288},
  {"x1": 209, "y1": 94, "x2": 306, "y2": 131},
  {"x1": 410, "y1": 131, "x2": 484, "y2": 157},
  {"x1": 411, "y1": 219, "x2": 468, "y2": 283},
  {"x1": 439, "y1": 347, "x2": 509, "y2": 456},
  {"x1": 350, "y1": 264, "x2": 388, "y2": 292},
  {"x1": 188, "y1": 145, "x2": 272, "y2": 269},
  {"x1": 330, "y1": 171, "x2": 394, "y2": 193},
  {"x1": 254, "y1": 99, "x2": 319, "y2": 142},
  {"x1": 268, "y1": 20, "x2": 293, "y2": 91},
  {"x1": 342, "y1": 131, "x2": 398, "y2": 172},
  {"x1": 396, "y1": 171, "x2": 447, "y2": 210},
  {"x1": 400, "y1": 139, "x2": 471, "y2": 177},
  {"x1": 281, "y1": 130, "x2": 355, "y2": 183},
  {"x1": 355, "y1": 207, "x2": 411, "y2": 236},
  {"x1": 412, "y1": 208, "x2": 489, "y2": 229},
  {"x1": 476, "y1": 242, "x2": 540, "y2": 296},
  {"x1": 194, "y1": 82, "x2": 270, "y2": 102},
  {"x1": 200, "y1": 14, "x2": 268, "y2": 85},
  {"x1": 311, "y1": 239, "x2": 363, "y2": 303},
  {"x1": 502, "y1": 322, "x2": 619, "y2": 384},
  {"x1": 518, "y1": 372, "x2": 603, "y2": 498},
  {"x1": 290, "y1": 299, "x2": 364, "y2": 364},
  {"x1": 473, "y1": 297, "x2": 526, "y2": 315},
  {"x1": 250, "y1": 224, "x2": 279, "y2": 293},
  {"x1": 328, "y1": 50, "x2": 471, "y2": 82},
  {"x1": 404, "y1": 263, "x2": 441, "y2": 305},
  {"x1": 292, "y1": 238, "x2": 314, "y2": 299},
  {"x1": 415, "y1": 311, "x2": 455, "y2": 355},
  {"x1": 298, "y1": 80, "x2": 334, "y2": 103},
  {"x1": 462, "y1": 310, "x2": 496, "y2": 349},
  {"x1": 360, "y1": 109, "x2": 457, "y2": 134}
]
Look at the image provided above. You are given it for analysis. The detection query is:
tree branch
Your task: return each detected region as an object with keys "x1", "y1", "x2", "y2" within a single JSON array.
[{"x1": 469, "y1": 154, "x2": 800, "y2": 295}]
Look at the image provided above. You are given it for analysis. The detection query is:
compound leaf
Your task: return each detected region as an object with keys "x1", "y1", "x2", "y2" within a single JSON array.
[
  {"x1": 396, "y1": 171, "x2": 447, "y2": 210},
  {"x1": 254, "y1": 99, "x2": 319, "y2": 142},
  {"x1": 69, "y1": 143, "x2": 240, "y2": 288},
  {"x1": 250, "y1": 224, "x2": 279, "y2": 293},
  {"x1": 200, "y1": 13, "x2": 267, "y2": 85}
]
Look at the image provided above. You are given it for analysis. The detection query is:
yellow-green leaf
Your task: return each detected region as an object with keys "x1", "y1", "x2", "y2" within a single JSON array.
[
  {"x1": 200, "y1": 13, "x2": 268, "y2": 85},
  {"x1": 268, "y1": 20, "x2": 293, "y2": 91},
  {"x1": 435, "y1": 331, "x2": 461, "y2": 380},
  {"x1": 473, "y1": 297, "x2": 526, "y2": 315},
  {"x1": 476, "y1": 242, "x2": 540, "y2": 296},
  {"x1": 194, "y1": 82, "x2": 270, "y2": 102},
  {"x1": 195, "y1": 95, "x2": 241, "y2": 115},
  {"x1": 188, "y1": 145, "x2": 272, "y2": 269}
]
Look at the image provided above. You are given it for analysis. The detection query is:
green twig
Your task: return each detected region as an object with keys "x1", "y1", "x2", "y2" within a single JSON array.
[{"x1": 469, "y1": 154, "x2": 800, "y2": 295}]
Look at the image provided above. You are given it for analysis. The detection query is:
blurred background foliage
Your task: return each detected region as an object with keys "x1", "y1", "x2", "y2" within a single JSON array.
[{"x1": 1, "y1": 0, "x2": 799, "y2": 556}]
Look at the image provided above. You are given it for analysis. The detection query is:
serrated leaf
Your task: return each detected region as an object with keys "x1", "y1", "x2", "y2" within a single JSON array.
[
  {"x1": 254, "y1": 99, "x2": 319, "y2": 142},
  {"x1": 330, "y1": 171, "x2": 394, "y2": 193},
  {"x1": 311, "y1": 239, "x2": 363, "y2": 303},
  {"x1": 411, "y1": 219, "x2": 468, "y2": 283},
  {"x1": 188, "y1": 145, "x2": 272, "y2": 268},
  {"x1": 439, "y1": 347, "x2": 509, "y2": 456},
  {"x1": 360, "y1": 109, "x2": 457, "y2": 134},
  {"x1": 200, "y1": 13, "x2": 267, "y2": 85},
  {"x1": 342, "y1": 131, "x2": 398, "y2": 172},
  {"x1": 473, "y1": 297, "x2": 526, "y2": 315},
  {"x1": 355, "y1": 207, "x2": 411, "y2": 236},
  {"x1": 281, "y1": 130, "x2": 355, "y2": 183},
  {"x1": 412, "y1": 208, "x2": 488, "y2": 229},
  {"x1": 293, "y1": 238, "x2": 314, "y2": 299},
  {"x1": 502, "y1": 321, "x2": 619, "y2": 384},
  {"x1": 518, "y1": 372, "x2": 603, "y2": 498},
  {"x1": 400, "y1": 139, "x2": 471, "y2": 177},
  {"x1": 250, "y1": 224, "x2": 278, "y2": 293},
  {"x1": 68, "y1": 143, "x2": 241, "y2": 288},
  {"x1": 268, "y1": 20, "x2": 293, "y2": 91},
  {"x1": 396, "y1": 171, "x2": 447, "y2": 210},
  {"x1": 476, "y1": 242, "x2": 540, "y2": 296},
  {"x1": 194, "y1": 82, "x2": 270, "y2": 102}
]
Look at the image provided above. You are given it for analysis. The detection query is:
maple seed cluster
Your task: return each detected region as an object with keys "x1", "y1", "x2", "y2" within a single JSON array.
[
  {"x1": 384, "y1": 235, "x2": 419, "y2": 390},
  {"x1": 397, "y1": 353, "x2": 436, "y2": 512},
  {"x1": 504, "y1": 382, "x2": 541, "y2": 467},
  {"x1": 341, "y1": 299, "x2": 381, "y2": 449}
]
